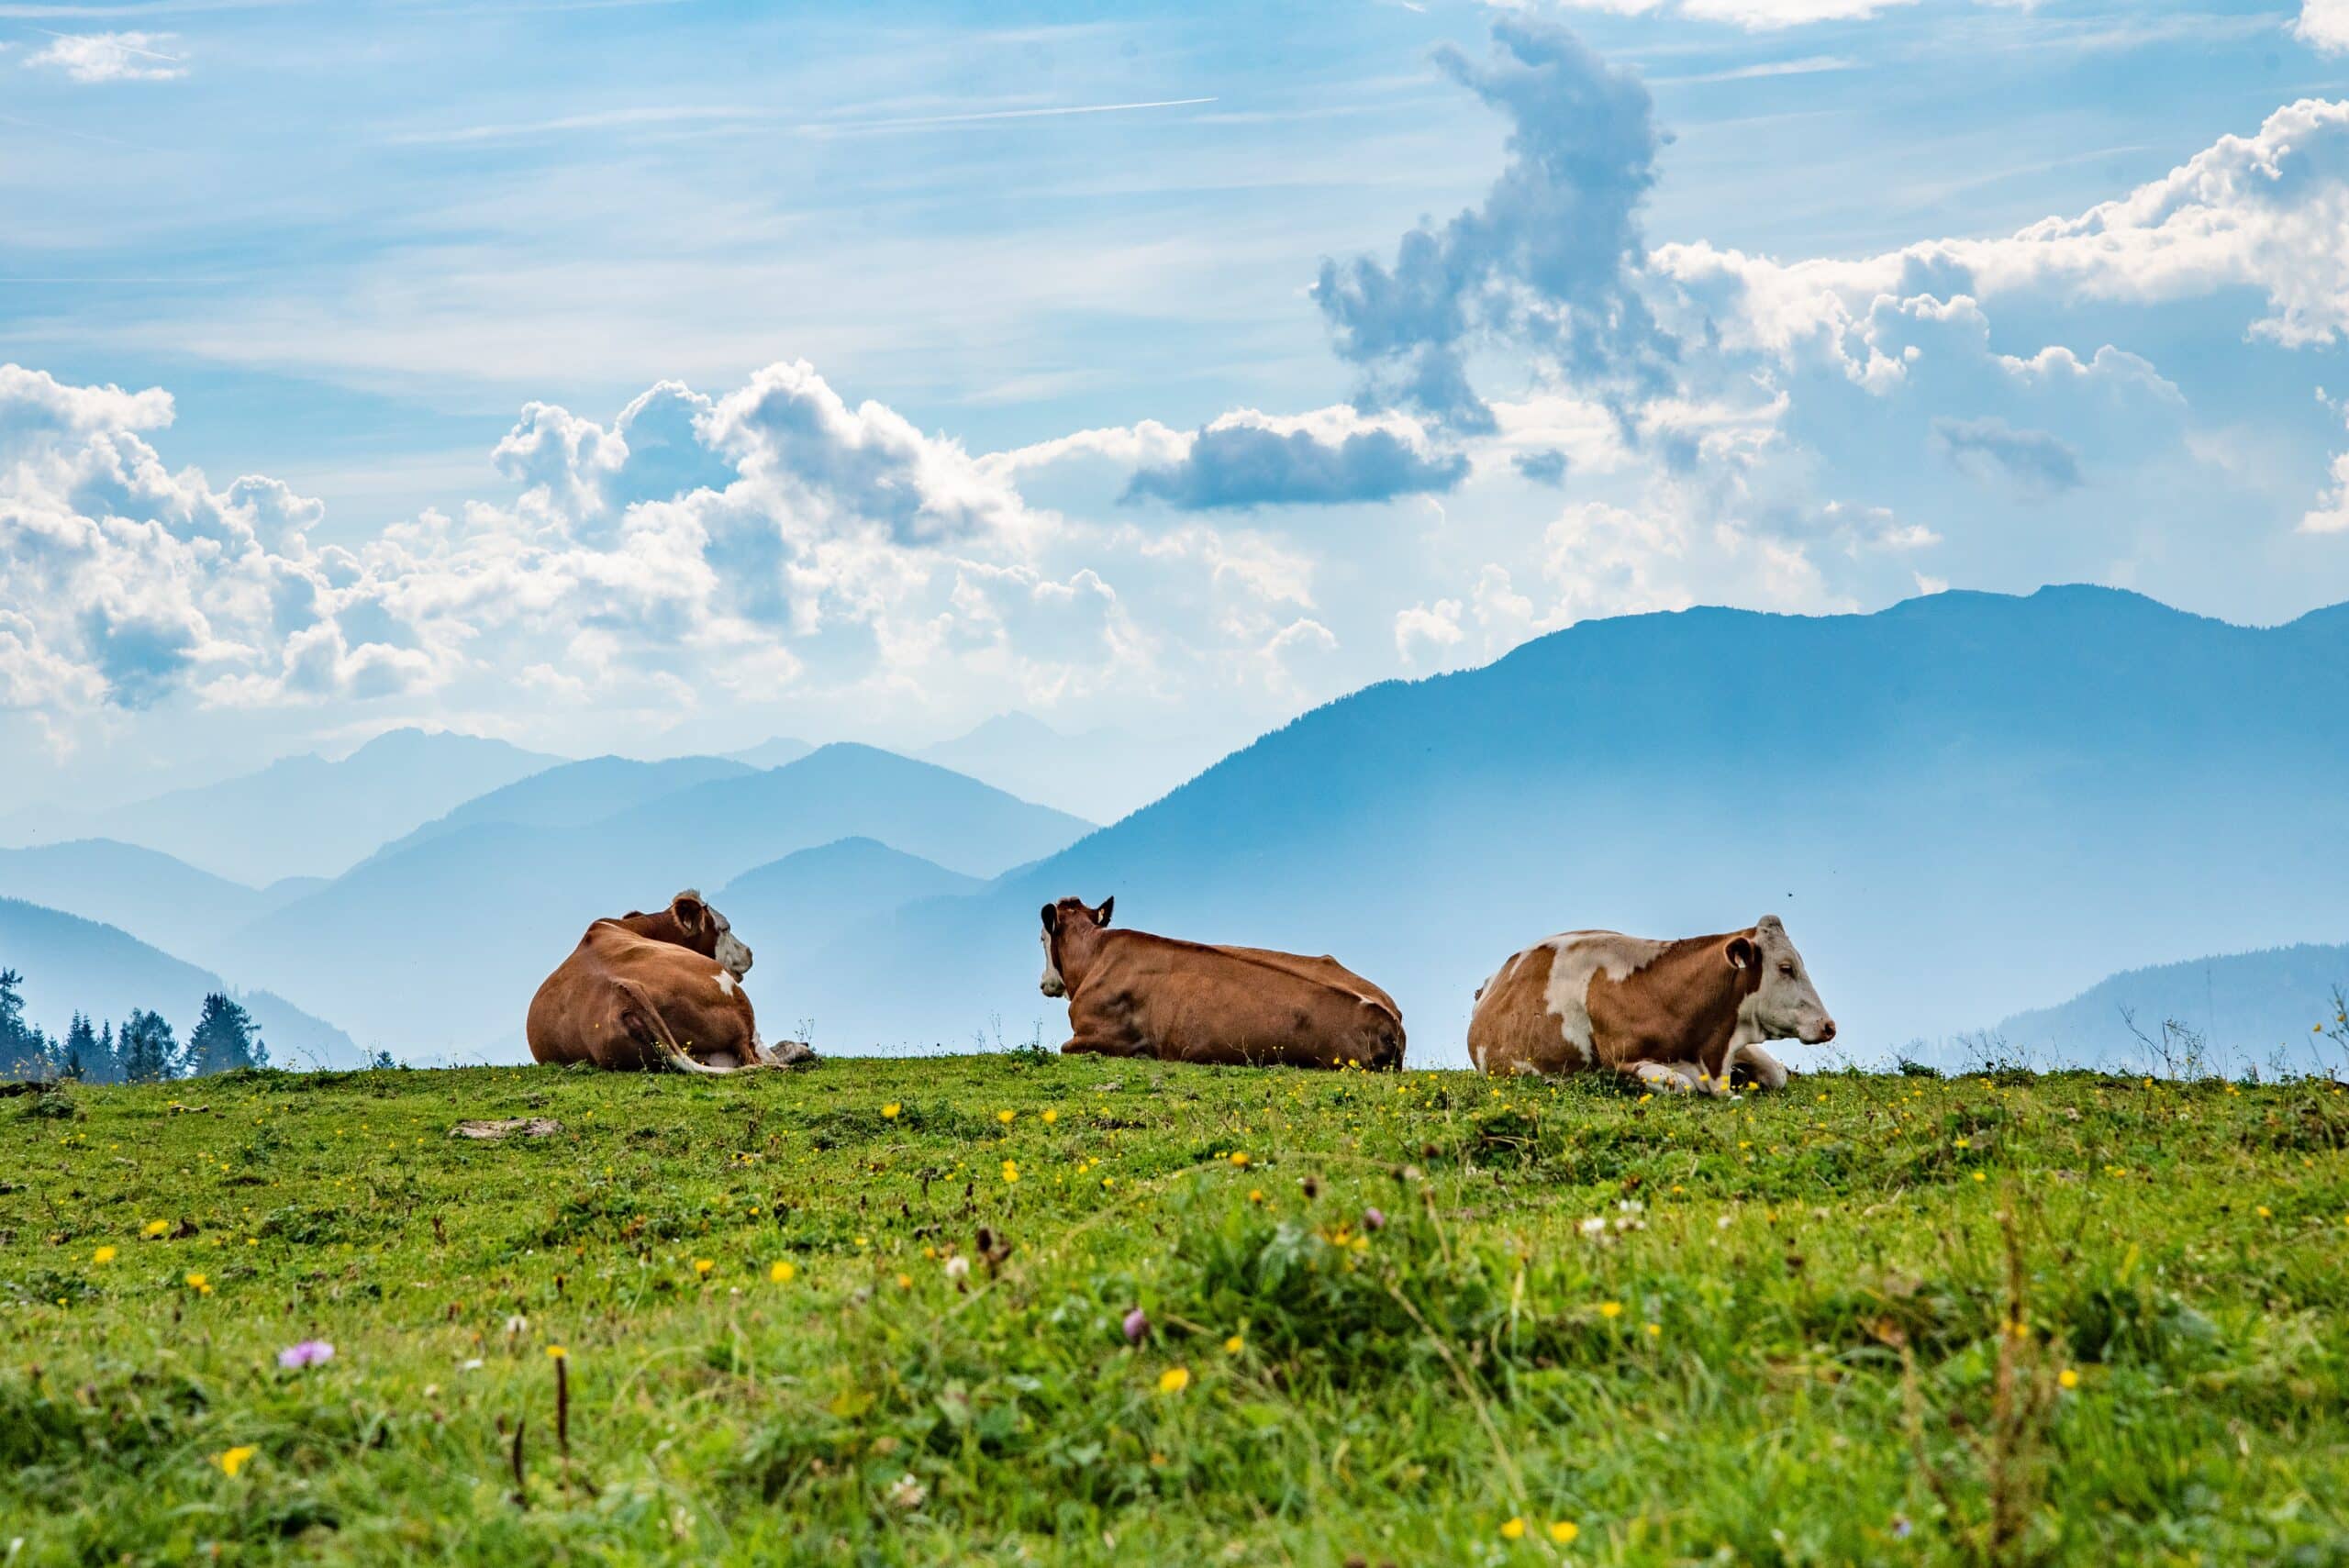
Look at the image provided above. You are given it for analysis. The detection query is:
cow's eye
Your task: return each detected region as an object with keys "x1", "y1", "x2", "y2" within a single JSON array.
[{"x1": 1778, "y1": 962, "x2": 1795, "y2": 975}]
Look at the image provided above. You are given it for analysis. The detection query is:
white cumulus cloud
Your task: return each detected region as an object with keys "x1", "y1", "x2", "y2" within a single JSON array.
[{"x1": 24, "y1": 30, "x2": 186, "y2": 83}]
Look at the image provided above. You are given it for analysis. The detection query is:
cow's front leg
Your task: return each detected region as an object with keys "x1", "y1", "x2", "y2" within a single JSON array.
[{"x1": 1736, "y1": 1045, "x2": 1790, "y2": 1091}]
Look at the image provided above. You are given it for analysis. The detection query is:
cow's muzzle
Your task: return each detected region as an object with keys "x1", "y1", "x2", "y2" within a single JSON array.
[{"x1": 1805, "y1": 1018, "x2": 1838, "y2": 1045}]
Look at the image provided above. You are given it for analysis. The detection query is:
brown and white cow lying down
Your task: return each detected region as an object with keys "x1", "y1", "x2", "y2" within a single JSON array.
[
  {"x1": 525, "y1": 891, "x2": 813, "y2": 1075},
  {"x1": 1467, "y1": 916, "x2": 1834, "y2": 1093},
  {"x1": 1040, "y1": 895, "x2": 1405, "y2": 1070}
]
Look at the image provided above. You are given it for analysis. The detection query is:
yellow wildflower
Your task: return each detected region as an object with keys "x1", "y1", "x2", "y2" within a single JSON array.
[
  {"x1": 1598, "y1": 1300, "x2": 1623, "y2": 1319},
  {"x1": 997, "y1": 1109, "x2": 1016, "y2": 1125},
  {"x1": 184, "y1": 1272, "x2": 211, "y2": 1296},
  {"x1": 1157, "y1": 1366, "x2": 1191, "y2": 1394},
  {"x1": 882, "y1": 1104, "x2": 900, "y2": 1119},
  {"x1": 141, "y1": 1219, "x2": 170, "y2": 1239},
  {"x1": 1549, "y1": 1521, "x2": 1581, "y2": 1544},
  {"x1": 1500, "y1": 1517, "x2": 1527, "y2": 1540},
  {"x1": 92, "y1": 1245, "x2": 117, "y2": 1264},
  {"x1": 770, "y1": 1261, "x2": 796, "y2": 1284},
  {"x1": 1225, "y1": 1335, "x2": 1244, "y2": 1354},
  {"x1": 546, "y1": 1345, "x2": 568, "y2": 1360},
  {"x1": 2058, "y1": 1368, "x2": 2079, "y2": 1390},
  {"x1": 217, "y1": 1445, "x2": 258, "y2": 1477},
  {"x1": 1229, "y1": 1151, "x2": 1251, "y2": 1168},
  {"x1": 694, "y1": 1258, "x2": 715, "y2": 1278}
]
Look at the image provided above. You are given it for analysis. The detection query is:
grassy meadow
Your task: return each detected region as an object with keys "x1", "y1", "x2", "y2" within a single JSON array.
[{"x1": 4, "y1": 1053, "x2": 2348, "y2": 1565}]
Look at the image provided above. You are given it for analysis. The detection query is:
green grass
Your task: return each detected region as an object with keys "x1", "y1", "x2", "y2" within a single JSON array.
[{"x1": 5, "y1": 1057, "x2": 2348, "y2": 1565}]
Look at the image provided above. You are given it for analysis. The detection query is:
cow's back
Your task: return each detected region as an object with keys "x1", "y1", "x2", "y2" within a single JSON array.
[
  {"x1": 1467, "y1": 931, "x2": 1664, "y2": 1076},
  {"x1": 1077, "y1": 932, "x2": 1403, "y2": 1068}
]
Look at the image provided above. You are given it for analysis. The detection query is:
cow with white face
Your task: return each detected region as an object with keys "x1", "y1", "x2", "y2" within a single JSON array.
[{"x1": 1466, "y1": 915, "x2": 1835, "y2": 1093}]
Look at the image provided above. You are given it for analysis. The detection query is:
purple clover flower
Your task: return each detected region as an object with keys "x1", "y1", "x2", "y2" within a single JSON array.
[{"x1": 278, "y1": 1340, "x2": 335, "y2": 1370}]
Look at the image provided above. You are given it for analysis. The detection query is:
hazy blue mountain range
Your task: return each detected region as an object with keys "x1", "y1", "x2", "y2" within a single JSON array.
[
  {"x1": 916, "y1": 712, "x2": 1198, "y2": 823},
  {"x1": 213, "y1": 744, "x2": 1090, "y2": 1056},
  {"x1": 363, "y1": 754, "x2": 756, "y2": 864},
  {"x1": 1994, "y1": 942, "x2": 2349, "y2": 1074},
  {"x1": 777, "y1": 587, "x2": 2349, "y2": 1068},
  {"x1": 0, "y1": 898, "x2": 360, "y2": 1068},
  {"x1": 713, "y1": 838, "x2": 982, "y2": 966},
  {"x1": 0, "y1": 840, "x2": 307, "y2": 964},
  {"x1": 0, "y1": 728, "x2": 562, "y2": 884},
  {"x1": 727, "y1": 736, "x2": 815, "y2": 771}
]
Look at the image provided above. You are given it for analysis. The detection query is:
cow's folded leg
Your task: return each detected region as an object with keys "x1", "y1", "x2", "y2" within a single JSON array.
[
  {"x1": 1735, "y1": 1044, "x2": 1790, "y2": 1091},
  {"x1": 1620, "y1": 1060, "x2": 1698, "y2": 1094}
]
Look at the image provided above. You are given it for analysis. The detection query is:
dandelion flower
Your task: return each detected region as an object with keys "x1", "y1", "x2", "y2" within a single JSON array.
[
  {"x1": 185, "y1": 1272, "x2": 212, "y2": 1296},
  {"x1": 1041, "y1": 1108, "x2": 1058, "y2": 1124},
  {"x1": 1225, "y1": 1335, "x2": 1244, "y2": 1354},
  {"x1": 1248, "y1": 1188, "x2": 1265, "y2": 1204},
  {"x1": 882, "y1": 1104, "x2": 901, "y2": 1119},
  {"x1": 92, "y1": 1245, "x2": 117, "y2": 1264},
  {"x1": 1645, "y1": 1322, "x2": 1662, "y2": 1339},
  {"x1": 770, "y1": 1261, "x2": 797, "y2": 1284},
  {"x1": 1548, "y1": 1521, "x2": 1580, "y2": 1544},
  {"x1": 997, "y1": 1109, "x2": 1016, "y2": 1125},
  {"x1": 1157, "y1": 1366, "x2": 1191, "y2": 1395},
  {"x1": 1598, "y1": 1300, "x2": 1623, "y2": 1319},
  {"x1": 896, "y1": 1273, "x2": 913, "y2": 1290},
  {"x1": 142, "y1": 1219, "x2": 170, "y2": 1239},
  {"x1": 1001, "y1": 1160, "x2": 1020, "y2": 1184},
  {"x1": 1229, "y1": 1151, "x2": 1250, "y2": 1168},
  {"x1": 277, "y1": 1340, "x2": 334, "y2": 1370},
  {"x1": 1500, "y1": 1517, "x2": 1527, "y2": 1540},
  {"x1": 694, "y1": 1258, "x2": 715, "y2": 1278},
  {"x1": 217, "y1": 1445, "x2": 258, "y2": 1477},
  {"x1": 2058, "y1": 1368, "x2": 2079, "y2": 1390},
  {"x1": 546, "y1": 1345, "x2": 568, "y2": 1361}
]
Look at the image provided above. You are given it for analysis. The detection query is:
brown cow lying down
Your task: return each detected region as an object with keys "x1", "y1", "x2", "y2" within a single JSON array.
[
  {"x1": 1039, "y1": 895, "x2": 1405, "y2": 1070},
  {"x1": 1466, "y1": 915, "x2": 1834, "y2": 1093},
  {"x1": 525, "y1": 890, "x2": 814, "y2": 1074}
]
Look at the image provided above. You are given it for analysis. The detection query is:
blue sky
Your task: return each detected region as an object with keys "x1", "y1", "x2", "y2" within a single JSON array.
[{"x1": 3, "y1": 0, "x2": 2346, "y2": 816}]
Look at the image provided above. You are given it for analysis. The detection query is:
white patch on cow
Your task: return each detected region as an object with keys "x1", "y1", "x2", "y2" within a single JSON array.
[
  {"x1": 1039, "y1": 928, "x2": 1066, "y2": 998},
  {"x1": 1537, "y1": 930, "x2": 1665, "y2": 1071},
  {"x1": 713, "y1": 969, "x2": 738, "y2": 997}
]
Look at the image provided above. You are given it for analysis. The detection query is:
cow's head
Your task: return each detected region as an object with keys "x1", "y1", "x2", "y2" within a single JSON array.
[
  {"x1": 1038, "y1": 895, "x2": 1112, "y2": 998},
  {"x1": 1727, "y1": 915, "x2": 1834, "y2": 1044},
  {"x1": 665, "y1": 889, "x2": 754, "y2": 978}
]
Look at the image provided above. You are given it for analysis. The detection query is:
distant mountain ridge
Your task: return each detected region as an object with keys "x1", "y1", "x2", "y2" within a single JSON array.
[
  {"x1": 714, "y1": 838, "x2": 982, "y2": 962},
  {"x1": 779, "y1": 587, "x2": 2349, "y2": 1065},
  {"x1": 0, "y1": 728, "x2": 562, "y2": 884},
  {"x1": 0, "y1": 840, "x2": 296, "y2": 965},
  {"x1": 1995, "y1": 942, "x2": 2349, "y2": 1073},
  {"x1": 0, "y1": 897, "x2": 359, "y2": 1068},
  {"x1": 364, "y1": 753, "x2": 755, "y2": 864}
]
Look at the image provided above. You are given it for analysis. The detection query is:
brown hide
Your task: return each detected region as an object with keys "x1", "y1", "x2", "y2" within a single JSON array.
[
  {"x1": 526, "y1": 896, "x2": 769, "y2": 1073},
  {"x1": 1468, "y1": 929, "x2": 1761, "y2": 1083},
  {"x1": 1044, "y1": 898, "x2": 1404, "y2": 1070}
]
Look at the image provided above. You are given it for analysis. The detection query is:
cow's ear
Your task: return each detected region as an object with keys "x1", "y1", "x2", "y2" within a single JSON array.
[
  {"x1": 671, "y1": 892, "x2": 707, "y2": 933},
  {"x1": 1096, "y1": 895, "x2": 1114, "y2": 928},
  {"x1": 1725, "y1": 935, "x2": 1758, "y2": 971},
  {"x1": 1041, "y1": 903, "x2": 1059, "y2": 935}
]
